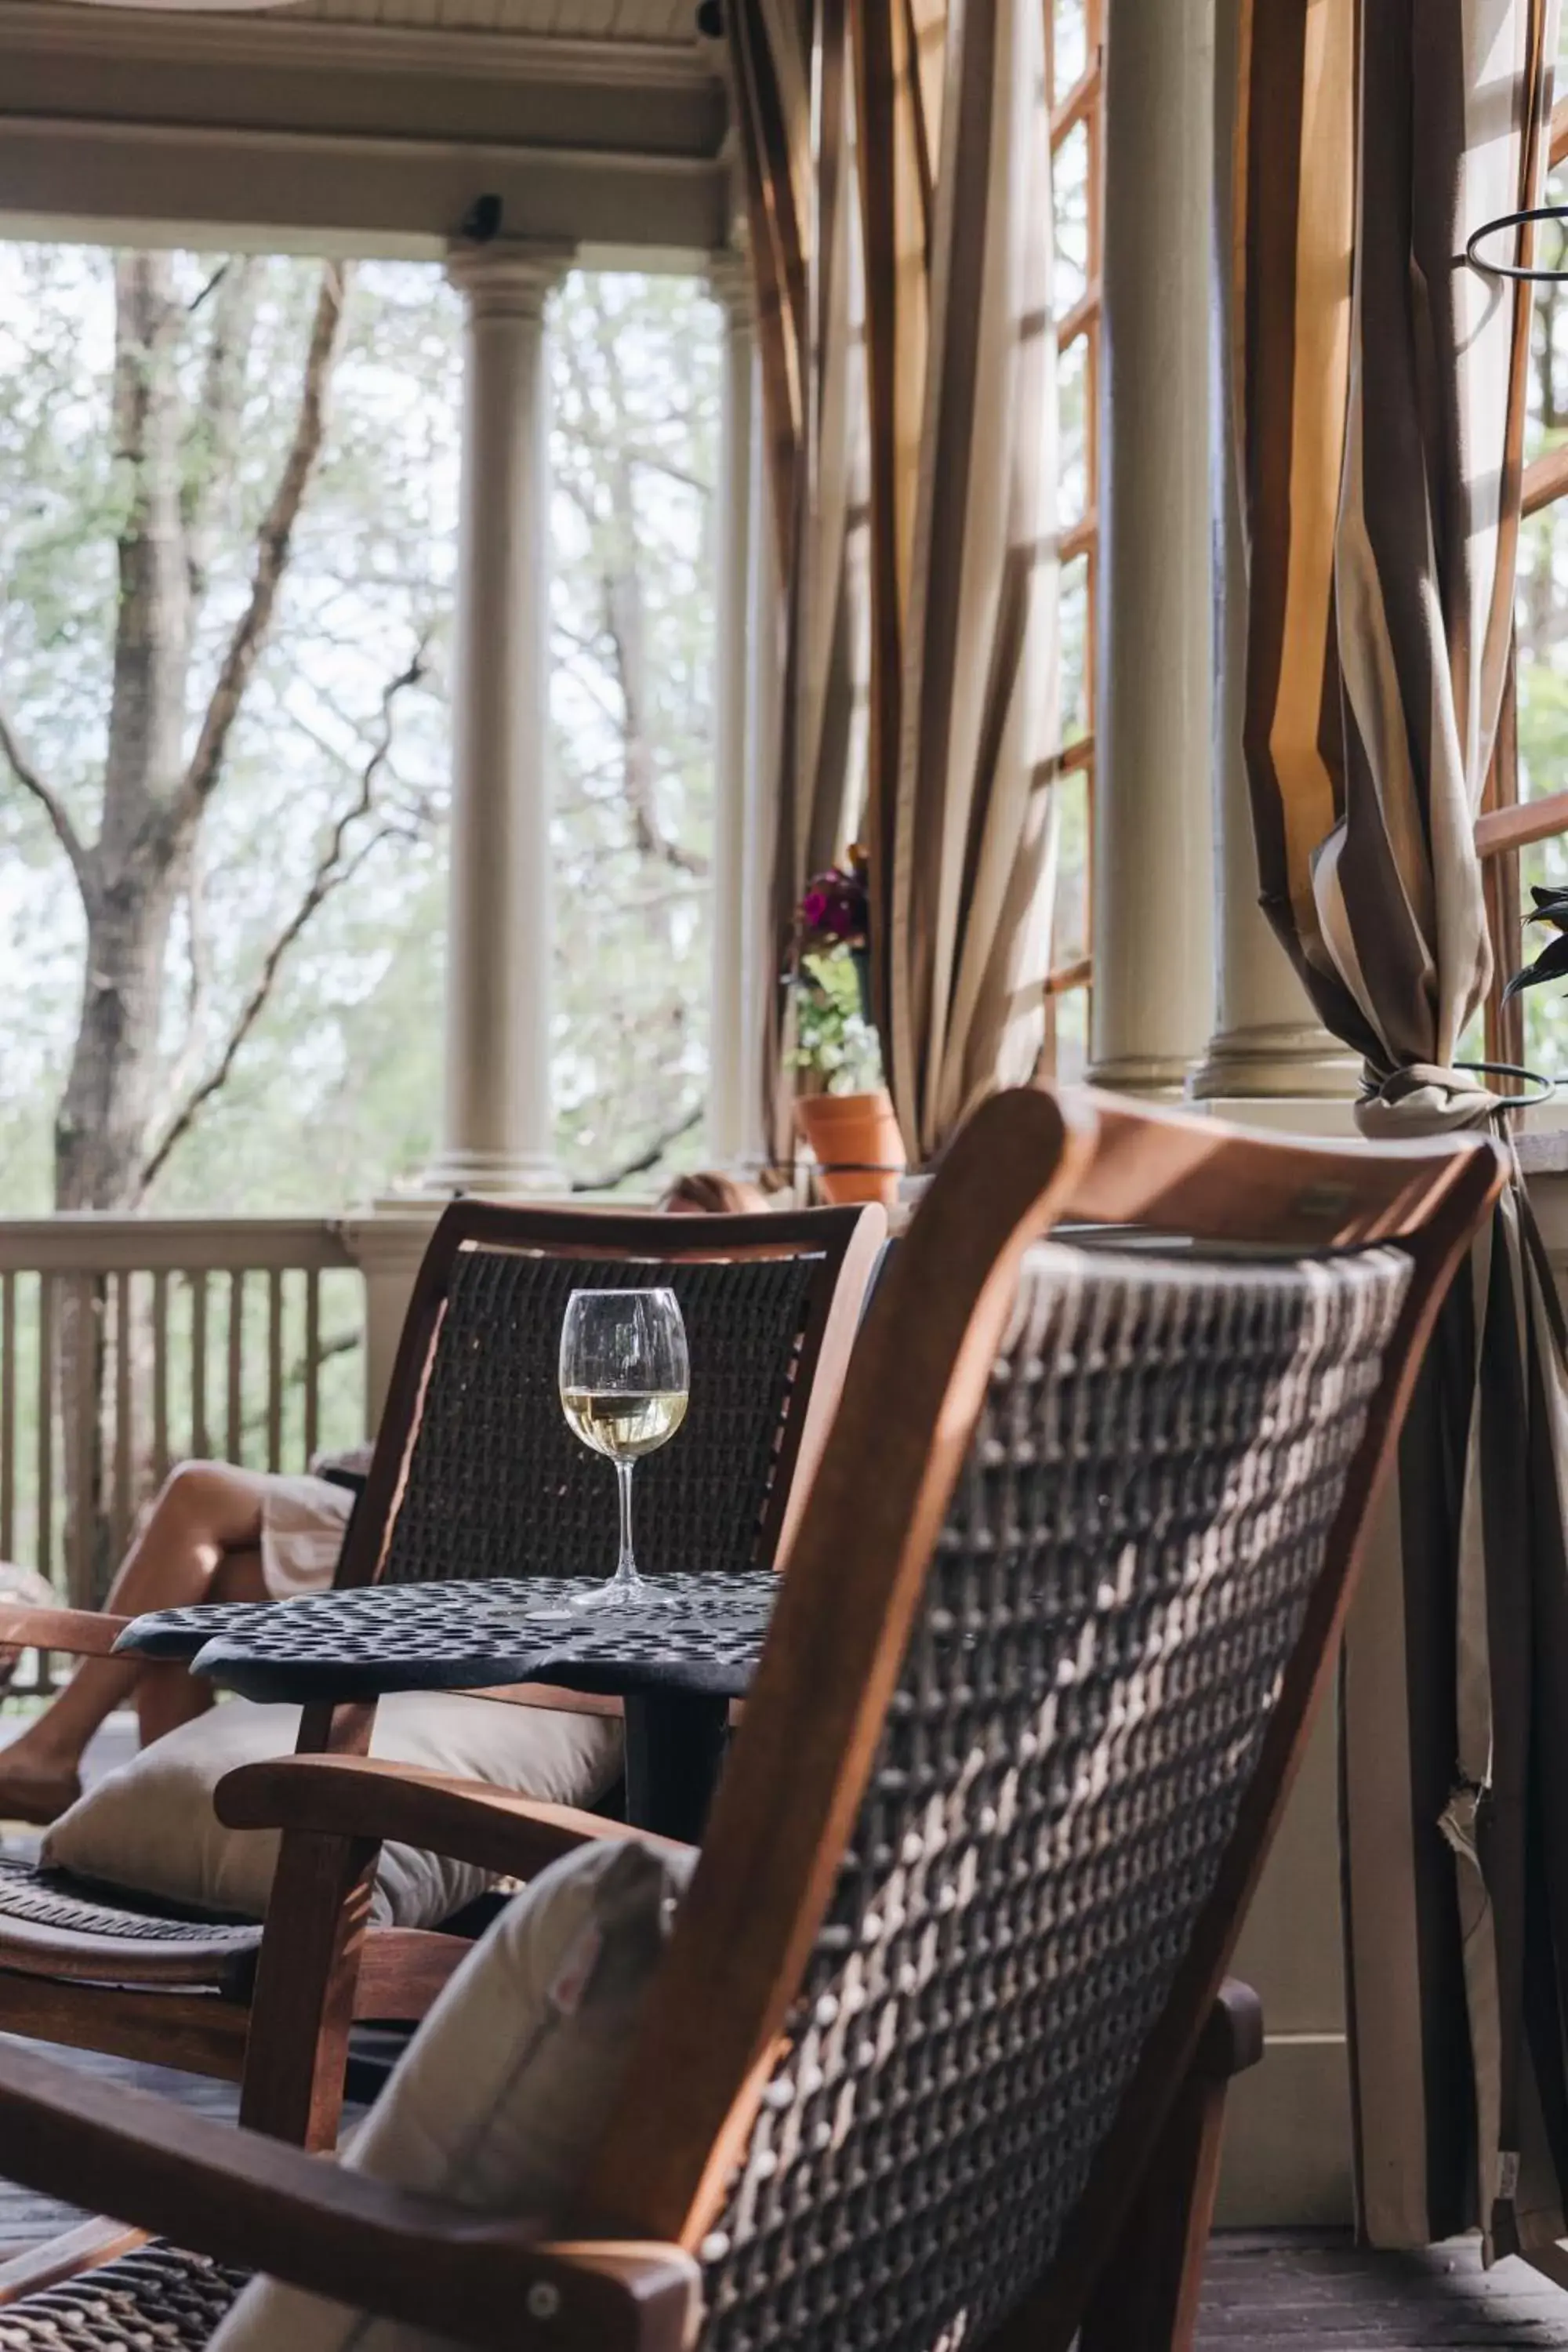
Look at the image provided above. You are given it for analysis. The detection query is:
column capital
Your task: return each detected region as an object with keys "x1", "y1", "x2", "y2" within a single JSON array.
[
  {"x1": 445, "y1": 240, "x2": 574, "y2": 320},
  {"x1": 706, "y1": 247, "x2": 755, "y2": 326}
]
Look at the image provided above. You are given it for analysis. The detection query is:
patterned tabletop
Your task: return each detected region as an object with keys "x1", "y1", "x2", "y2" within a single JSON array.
[{"x1": 116, "y1": 1573, "x2": 779, "y2": 1708}]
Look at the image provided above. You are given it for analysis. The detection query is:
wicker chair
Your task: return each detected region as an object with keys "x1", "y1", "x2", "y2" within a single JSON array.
[
  {"x1": 0, "y1": 1201, "x2": 884, "y2": 2204},
  {"x1": 0, "y1": 1087, "x2": 1504, "y2": 2350}
]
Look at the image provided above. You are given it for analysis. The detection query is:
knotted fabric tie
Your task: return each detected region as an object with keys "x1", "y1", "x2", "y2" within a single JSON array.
[{"x1": 1356, "y1": 1062, "x2": 1504, "y2": 1141}]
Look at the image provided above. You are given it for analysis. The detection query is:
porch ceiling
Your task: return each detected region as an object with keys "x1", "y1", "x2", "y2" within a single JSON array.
[{"x1": 0, "y1": 0, "x2": 729, "y2": 260}]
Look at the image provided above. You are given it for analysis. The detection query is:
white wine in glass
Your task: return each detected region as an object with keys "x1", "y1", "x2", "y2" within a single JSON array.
[
  {"x1": 559, "y1": 1388, "x2": 688, "y2": 1461},
  {"x1": 556, "y1": 1287, "x2": 690, "y2": 1608}
]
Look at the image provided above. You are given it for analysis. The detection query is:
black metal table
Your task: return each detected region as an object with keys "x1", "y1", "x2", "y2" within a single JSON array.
[{"x1": 115, "y1": 1573, "x2": 779, "y2": 1842}]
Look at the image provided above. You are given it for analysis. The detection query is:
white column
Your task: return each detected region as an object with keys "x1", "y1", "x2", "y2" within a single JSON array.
[
  {"x1": 1087, "y1": 0, "x2": 1215, "y2": 1098},
  {"x1": 425, "y1": 241, "x2": 569, "y2": 1196},
  {"x1": 706, "y1": 254, "x2": 757, "y2": 1168},
  {"x1": 739, "y1": 343, "x2": 780, "y2": 1176},
  {"x1": 1190, "y1": 0, "x2": 1356, "y2": 1106}
]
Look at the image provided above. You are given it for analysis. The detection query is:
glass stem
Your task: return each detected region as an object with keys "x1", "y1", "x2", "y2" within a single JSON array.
[{"x1": 612, "y1": 1458, "x2": 640, "y2": 1589}]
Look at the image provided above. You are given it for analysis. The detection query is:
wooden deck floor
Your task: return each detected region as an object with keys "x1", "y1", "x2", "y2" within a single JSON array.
[
  {"x1": 0, "y1": 2062, "x2": 1563, "y2": 2350},
  {"x1": 1, "y1": 1718, "x2": 1566, "y2": 2342},
  {"x1": 1199, "y1": 2234, "x2": 1568, "y2": 2347}
]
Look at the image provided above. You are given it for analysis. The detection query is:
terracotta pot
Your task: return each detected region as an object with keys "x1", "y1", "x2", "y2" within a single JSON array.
[{"x1": 796, "y1": 1089, "x2": 906, "y2": 1207}]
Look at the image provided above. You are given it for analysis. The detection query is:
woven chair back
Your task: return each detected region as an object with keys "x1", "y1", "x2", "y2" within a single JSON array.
[
  {"x1": 586, "y1": 1087, "x2": 1504, "y2": 2352},
  {"x1": 341, "y1": 1203, "x2": 881, "y2": 1592},
  {"x1": 702, "y1": 1238, "x2": 1410, "y2": 2352}
]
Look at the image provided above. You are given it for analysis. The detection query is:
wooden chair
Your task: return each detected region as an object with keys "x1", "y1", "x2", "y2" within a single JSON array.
[
  {"x1": 0, "y1": 1200, "x2": 884, "y2": 2183},
  {"x1": 0, "y1": 1087, "x2": 1504, "y2": 2350}
]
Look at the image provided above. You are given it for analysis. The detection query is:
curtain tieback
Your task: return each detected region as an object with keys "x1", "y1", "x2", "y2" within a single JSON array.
[{"x1": 1356, "y1": 1062, "x2": 1507, "y2": 1139}]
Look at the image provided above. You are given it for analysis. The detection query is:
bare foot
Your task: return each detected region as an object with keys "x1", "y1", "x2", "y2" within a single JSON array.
[{"x1": 0, "y1": 1761, "x2": 81, "y2": 1826}]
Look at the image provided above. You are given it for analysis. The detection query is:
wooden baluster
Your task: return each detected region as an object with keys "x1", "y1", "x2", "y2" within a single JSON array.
[
  {"x1": 227, "y1": 1270, "x2": 245, "y2": 1464},
  {"x1": 151, "y1": 1270, "x2": 170, "y2": 1488},
  {"x1": 304, "y1": 1269, "x2": 321, "y2": 1467},
  {"x1": 191, "y1": 1272, "x2": 209, "y2": 1461},
  {"x1": 31, "y1": 1274, "x2": 55, "y2": 1690},
  {"x1": 36, "y1": 1273, "x2": 53, "y2": 1592},
  {"x1": 267, "y1": 1270, "x2": 285, "y2": 1472},
  {"x1": 0, "y1": 1271, "x2": 15, "y2": 1565},
  {"x1": 112, "y1": 1270, "x2": 133, "y2": 1565},
  {"x1": 69, "y1": 1277, "x2": 96, "y2": 1611}
]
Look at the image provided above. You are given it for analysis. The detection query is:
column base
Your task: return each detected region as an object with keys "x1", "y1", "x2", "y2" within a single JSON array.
[
  {"x1": 1083, "y1": 1054, "x2": 1196, "y2": 1101},
  {"x1": 416, "y1": 1148, "x2": 570, "y2": 1200},
  {"x1": 1189, "y1": 1022, "x2": 1360, "y2": 1103}
]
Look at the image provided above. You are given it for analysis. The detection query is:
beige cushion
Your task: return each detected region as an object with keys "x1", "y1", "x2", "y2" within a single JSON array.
[
  {"x1": 44, "y1": 1695, "x2": 622, "y2": 1929},
  {"x1": 210, "y1": 1834, "x2": 693, "y2": 2352}
]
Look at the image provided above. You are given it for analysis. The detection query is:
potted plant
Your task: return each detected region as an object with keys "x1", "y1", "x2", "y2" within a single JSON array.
[{"x1": 787, "y1": 851, "x2": 906, "y2": 1207}]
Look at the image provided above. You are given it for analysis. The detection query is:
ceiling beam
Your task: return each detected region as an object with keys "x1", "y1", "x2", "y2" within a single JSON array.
[{"x1": 0, "y1": 0, "x2": 728, "y2": 255}]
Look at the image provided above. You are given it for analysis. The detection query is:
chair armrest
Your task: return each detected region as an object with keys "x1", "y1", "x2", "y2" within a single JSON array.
[
  {"x1": 0, "y1": 1605, "x2": 129, "y2": 1658},
  {"x1": 216, "y1": 1754, "x2": 691, "y2": 1880},
  {"x1": 0, "y1": 2037, "x2": 695, "y2": 2352}
]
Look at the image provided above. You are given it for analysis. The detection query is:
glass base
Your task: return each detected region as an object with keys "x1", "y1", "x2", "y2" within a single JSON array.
[{"x1": 531, "y1": 1572, "x2": 681, "y2": 1617}]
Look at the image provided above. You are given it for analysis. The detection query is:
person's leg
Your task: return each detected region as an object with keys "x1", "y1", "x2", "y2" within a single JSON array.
[
  {"x1": 0, "y1": 1462, "x2": 272, "y2": 1820},
  {"x1": 134, "y1": 1544, "x2": 268, "y2": 1747}
]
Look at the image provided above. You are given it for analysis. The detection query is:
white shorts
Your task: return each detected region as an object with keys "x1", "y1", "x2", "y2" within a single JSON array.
[{"x1": 258, "y1": 1474, "x2": 358, "y2": 1599}]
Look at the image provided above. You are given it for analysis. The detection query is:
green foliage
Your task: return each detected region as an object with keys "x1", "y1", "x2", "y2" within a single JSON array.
[
  {"x1": 0, "y1": 249, "x2": 718, "y2": 1210},
  {"x1": 788, "y1": 947, "x2": 884, "y2": 1094},
  {"x1": 549, "y1": 270, "x2": 718, "y2": 1186}
]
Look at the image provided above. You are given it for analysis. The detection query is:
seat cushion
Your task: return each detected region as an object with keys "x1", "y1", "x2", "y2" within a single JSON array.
[
  {"x1": 210, "y1": 1834, "x2": 692, "y2": 2352},
  {"x1": 44, "y1": 1695, "x2": 622, "y2": 1930}
]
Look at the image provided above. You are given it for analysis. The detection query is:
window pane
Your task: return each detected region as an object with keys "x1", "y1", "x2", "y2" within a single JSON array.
[
  {"x1": 1052, "y1": 0, "x2": 1088, "y2": 96},
  {"x1": 1057, "y1": 330, "x2": 1087, "y2": 528},
  {"x1": 1054, "y1": 120, "x2": 1089, "y2": 321},
  {"x1": 1051, "y1": 767, "x2": 1091, "y2": 967},
  {"x1": 1060, "y1": 551, "x2": 1091, "y2": 740},
  {"x1": 1526, "y1": 183, "x2": 1568, "y2": 463},
  {"x1": 1049, "y1": 985, "x2": 1090, "y2": 1085},
  {"x1": 1515, "y1": 485, "x2": 1568, "y2": 1068},
  {"x1": 1523, "y1": 829, "x2": 1568, "y2": 1072}
]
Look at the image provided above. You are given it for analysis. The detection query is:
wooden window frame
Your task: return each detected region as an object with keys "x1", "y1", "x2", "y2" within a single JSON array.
[
  {"x1": 1041, "y1": 0, "x2": 1103, "y2": 1079},
  {"x1": 1482, "y1": 93, "x2": 1568, "y2": 1072}
]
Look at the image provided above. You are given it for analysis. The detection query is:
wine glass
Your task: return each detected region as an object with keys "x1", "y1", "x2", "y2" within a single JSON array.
[{"x1": 557, "y1": 1287, "x2": 690, "y2": 1609}]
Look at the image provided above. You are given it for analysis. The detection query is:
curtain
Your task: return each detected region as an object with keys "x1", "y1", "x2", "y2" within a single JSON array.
[
  {"x1": 1236, "y1": 0, "x2": 1562, "y2": 2254},
  {"x1": 728, "y1": 0, "x2": 869, "y2": 1167},
  {"x1": 855, "y1": 0, "x2": 1060, "y2": 1166}
]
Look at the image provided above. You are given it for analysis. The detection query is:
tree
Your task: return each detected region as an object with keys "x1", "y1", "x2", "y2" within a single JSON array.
[
  {"x1": 0, "y1": 252, "x2": 720, "y2": 1214},
  {"x1": 549, "y1": 271, "x2": 718, "y2": 1187},
  {"x1": 0, "y1": 249, "x2": 446, "y2": 1214}
]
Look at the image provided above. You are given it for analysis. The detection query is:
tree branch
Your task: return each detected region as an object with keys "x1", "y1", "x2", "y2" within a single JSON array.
[
  {"x1": 140, "y1": 644, "x2": 426, "y2": 1196},
  {"x1": 0, "y1": 706, "x2": 88, "y2": 888},
  {"x1": 180, "y1": 260, "x2": 351, "y2": 814},
  {"x1": 183, "y1": 256, "x2": 261, "y2": 609},
  {"x1": 570, "y1": 1099, "x2": 704, "y2": 1194},
  {"x1": 186, "y1": 263, "x2": 230, "y2": 321}
]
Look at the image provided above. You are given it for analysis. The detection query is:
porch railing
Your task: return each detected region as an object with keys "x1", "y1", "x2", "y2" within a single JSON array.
[{"x1": 0, "y1": 1220, "x2": 365, "y2": 1617}]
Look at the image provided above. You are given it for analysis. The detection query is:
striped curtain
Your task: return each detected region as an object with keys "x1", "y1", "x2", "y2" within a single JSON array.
[
  {"x1": 855, "y1": 0, "x2": 1060, "y2": 1165},
  {"x1": 1236, "y1": 0, "x2": 1563, "y2": 2253},
  {"x1": 728, "y1": 0, "x2": 869, "y2": 1166}
]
